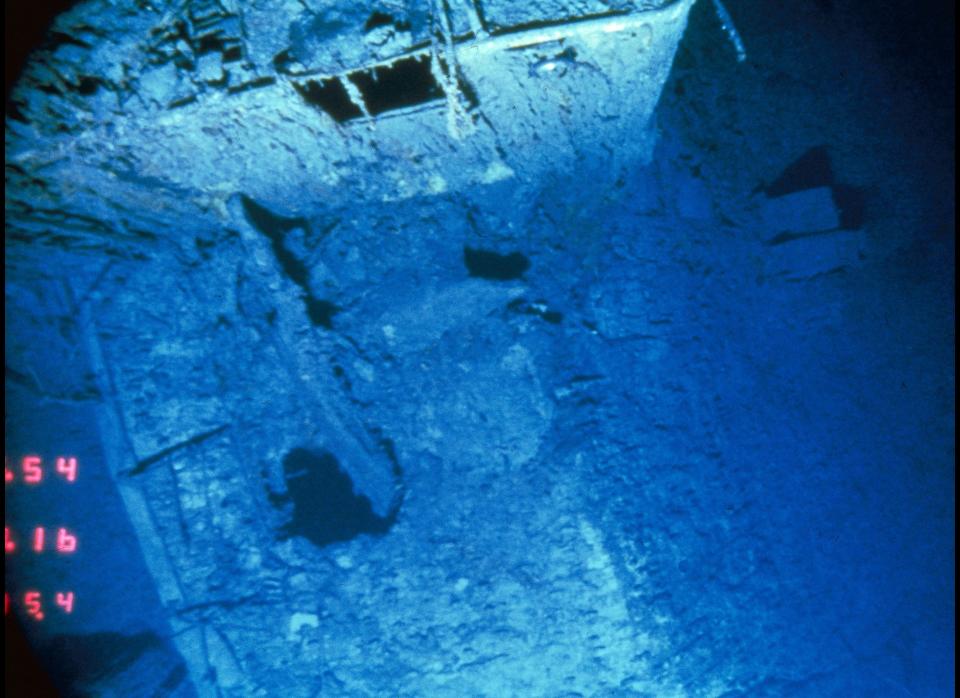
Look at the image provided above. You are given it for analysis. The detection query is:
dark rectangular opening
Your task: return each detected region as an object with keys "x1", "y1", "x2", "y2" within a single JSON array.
[
  {"x1": 222, "y1": 44, "x2": 243, "y2": 62},
  {"x1": 347, "y1": 55, "x2": 443, "y2": 117},
  {"x1": 294, "y1": 78, "x2": 364, "y2": 123}
]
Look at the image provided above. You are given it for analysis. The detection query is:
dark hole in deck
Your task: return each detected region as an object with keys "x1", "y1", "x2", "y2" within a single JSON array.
[
  {"x1": 294, "y1": 78, "x2": 363, "y2": 122},
  {"x1": 348, "y1": 55, "x2": 443, "y2": 117},
  {"x1": 305, "y1": 298, "x2": 339, "y2": 328},
  {"x1": 464, "y1": 246, "x2": 531, "y2": 280},
  {"x1": 764, "y1": 145, "x2": 833, "y2": 197},
  {"x1": 274, "y1": 448, "x2": 392, "y2": 547},
  {"x1": 364, "y1": 11, "x2": 408, "y2": 31}
]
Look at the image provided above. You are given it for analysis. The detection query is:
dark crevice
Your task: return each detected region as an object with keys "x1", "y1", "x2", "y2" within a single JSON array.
[
  {"x1": 464, "y1": 246, "x2": 530, "y2": 280},
  {"x1": 380, "y1": 437, "x2": 403, "y2": 478},
  {"x1": 37, "y1": 82, "x2": 63, "y2": 96},
  {"x1": 272, "y1": 448, "x2": 394, "y2": 548},
  {"x1": 305, "y1": 298, "x2": 339, "y2": 329},
  {"x1": 542, "y1": 309, "x2": 563, "y2": 324},
  {"x1": 129, "y1": 424, "x2": 230, "y2": 476},
  {"x1": 766, "y1": 229, "x2": 843, "y2": 246},
  {"x1": 369, "y1": 427, "x2": 405, "y2": 479},
  {"x1": 194, "y1": 33, "x2": 225, "y2": 55},
  {"x1": 239, "y1": 195, "x2": 308, "y2": 281},
  {"x1": 167, "y1": 94, "x2": 197, "y2": 109},
  {"x1": 74, "y1": 75, "x2": 99, "y2": 95},
  {"x1": 44, "y1": 29, "x2": 92, "y2": 50},
  {"x1": 7, "y1": 99, "x2": 29, "y2": 122},
  {"x1": 239, "y1": 194, "x2": 339, "y2": 328},
  {"x1": 273, "y1": 49, "x2": 294, "y2": 72}
]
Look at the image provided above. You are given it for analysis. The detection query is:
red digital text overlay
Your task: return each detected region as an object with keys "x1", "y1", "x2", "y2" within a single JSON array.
[
  {"x1": 6, "y1": 591, "x2": 75, "y2": 621},
  {"x1": 5, "y1": 454, "x2": 82, "y2": 624},
  {"x1": 4, "y1": 527, "x2": 78, "y2": 554},
  {"x1": 5, "y1": 456, "x2": 79, "y2": 485}
]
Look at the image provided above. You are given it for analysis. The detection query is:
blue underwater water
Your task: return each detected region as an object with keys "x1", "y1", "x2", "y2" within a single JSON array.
[{"x1": 4, "y1": 0, "x2": 954, "y2": 696}]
